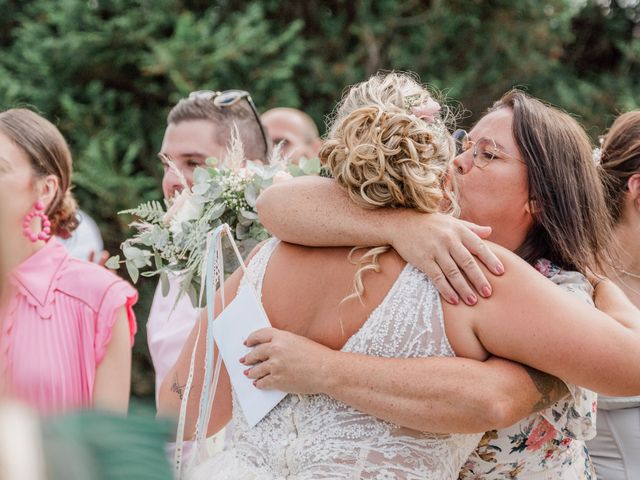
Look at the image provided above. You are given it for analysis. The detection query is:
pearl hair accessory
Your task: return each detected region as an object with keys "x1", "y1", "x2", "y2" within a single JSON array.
[{"x1": 23, "y1": 201, "x2": 51, "y2": 243}]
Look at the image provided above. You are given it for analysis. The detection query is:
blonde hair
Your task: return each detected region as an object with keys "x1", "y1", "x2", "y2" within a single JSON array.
[{"x1": 321, "y1": 72, "x2": 456, "y2": 299}]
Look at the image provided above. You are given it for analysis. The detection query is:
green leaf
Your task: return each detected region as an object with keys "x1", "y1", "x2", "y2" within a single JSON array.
[
  {"x1": 160, "y1": 271, "x2": 170, "y2": 297},
  {"x1": 300, "y1": 156, "x2": 321, "y2": 175},
  {"x1": 123, "y1": 245, "x2": 143, "y2": 259},
  {"x1": 287, "y1": 164, "x2": 304, "y2": 177},
  {"x1": 105, "y1": 255, "x2": 121, "y2": 270},
  {"x1": 192, "y1": 167, "x2": 209, "y2": 185},
  {"x1": 237, "y1": 210, "x2": 254, "y2": 226},
  {"x1": 186, "y1": 283, "x2": 199, "y2": 308},
  {"x1": 206, "y1": 157, "x2": 220, "y2": 167},
  {"x1": 125, "y1": 260, "x2": 140, "y2": 284},
  {"x1": 119, "y1": 200, "x2": 166, "y2": 223},
  {"x1": 240, "y1": 209, "x2": 258, "y2": 220},
  {"x1": 244, "y1": 183, "x2": 258, "y2": 207},
  {"x1": 236, "y1": 222, "x2": 251, "y2": 240},
  {"x1": 207, "y1": 183, "x2": 223, "y2": 200},
  {"x1": 126, "y1": 248, "x2": 152, "y2": 268},
  {"x1": 191, "y1": 182, "x2": 210, "y2": 195},
  {"x1": 208, "y1": 202, "x2": 226, "y2": 220}
]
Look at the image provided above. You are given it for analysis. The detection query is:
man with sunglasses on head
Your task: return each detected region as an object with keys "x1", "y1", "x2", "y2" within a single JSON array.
[
  {"x1": 147, "y1": 90, "x2": 271, "y2": 421},
  {"x1": 159, "y1": 90, "x2": 270, "y2": 200}
]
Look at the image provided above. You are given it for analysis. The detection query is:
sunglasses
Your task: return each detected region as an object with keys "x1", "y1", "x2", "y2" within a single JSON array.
[{"x1": 188, "y1": 89, "x2": 269, "y2": 159}]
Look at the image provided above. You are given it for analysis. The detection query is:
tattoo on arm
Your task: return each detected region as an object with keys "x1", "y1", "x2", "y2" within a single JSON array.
[
  {"x1": 171, "y1": 373, "x2": 186, "y2": 400},
  {"x1": 524, "y1": 366, "x2": 569, "y2": 412}
]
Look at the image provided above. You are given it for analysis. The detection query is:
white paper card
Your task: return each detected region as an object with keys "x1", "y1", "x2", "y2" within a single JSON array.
[{"x1": 212, "y1": 285, "x2": 287, "y2": 427}]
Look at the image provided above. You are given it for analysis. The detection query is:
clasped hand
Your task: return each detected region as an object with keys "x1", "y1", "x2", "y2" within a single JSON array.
[{"x1": 240, "y1": 328, "x2": 334, "y2": 394}]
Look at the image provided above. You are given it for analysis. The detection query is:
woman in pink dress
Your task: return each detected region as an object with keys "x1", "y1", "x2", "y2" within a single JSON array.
[{"x1": 0, "y1": 108, "x2": 137, "y2": 415}]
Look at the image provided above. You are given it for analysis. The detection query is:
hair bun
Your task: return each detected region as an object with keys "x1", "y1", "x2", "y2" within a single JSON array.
[
  {"x1": 48, "y1": 190, "x2": 79, "y2": 239},
  {"x1": 322, "y1": 73, "x2": 455, "y2": 215}
]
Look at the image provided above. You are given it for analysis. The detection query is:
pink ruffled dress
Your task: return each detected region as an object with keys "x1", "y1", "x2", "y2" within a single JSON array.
[{"x1": 0, "y1": 239, "x2": 138, "y2": 415}]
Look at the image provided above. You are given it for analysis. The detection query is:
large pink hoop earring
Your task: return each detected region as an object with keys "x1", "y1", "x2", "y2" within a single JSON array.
[{"x1": 22, "y1": 201, "x2": 51, "y2": 243}]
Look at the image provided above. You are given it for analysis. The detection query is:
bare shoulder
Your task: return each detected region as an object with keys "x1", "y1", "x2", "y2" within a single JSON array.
[
  {"x1": 261, "y1": 242, "x2": 408, "y2": 339},
  {"x1": 487, "y1": 242, "x2": 529, "y2": 270},
  {"x1": 470, "y1": 242, "x2": 596, "y2": 338},
  {"x1": 443, "y1": 243, "x2": 552, "y2": 360},
  {"x1": 485, "y1": 242, "x2": 548, "y2": 289},
  {"x1": 263, "y1": 242, "x2": 406, "y2": 308}
]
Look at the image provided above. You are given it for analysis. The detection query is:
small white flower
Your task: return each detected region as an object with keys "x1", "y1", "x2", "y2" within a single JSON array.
[{"x1": 592, "y1": 147, "x2": 602, "y2": 165}]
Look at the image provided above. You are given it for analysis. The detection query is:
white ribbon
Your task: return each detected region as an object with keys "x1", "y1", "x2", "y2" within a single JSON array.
[{"x1": 173, "y1": 224, "x2": 256, "y2": 478}]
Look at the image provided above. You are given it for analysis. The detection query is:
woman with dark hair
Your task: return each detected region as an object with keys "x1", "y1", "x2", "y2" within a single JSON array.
[
  {"x1": 243, "y1": 89, "x2": 640, "y2": 478},
  {"x1": 0, "y1": 108, "x2": 137, "y2": 414},
  {"x1": 587, "y1": 111, "x2": 640, "y2": 480}
]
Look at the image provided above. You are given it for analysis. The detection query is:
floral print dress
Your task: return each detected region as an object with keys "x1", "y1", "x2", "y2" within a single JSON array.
[{"x1": 459, "y1": 260, "x2": 597, "y2": 480}]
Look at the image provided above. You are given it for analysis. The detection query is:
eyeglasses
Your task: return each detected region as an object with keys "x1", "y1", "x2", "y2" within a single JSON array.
[
  {"x1": 452, "y1": 129, "x2": 520, "y2": 169},
  {"x1": 188, "y1": 89, "x2": 269, "y2": 159}
]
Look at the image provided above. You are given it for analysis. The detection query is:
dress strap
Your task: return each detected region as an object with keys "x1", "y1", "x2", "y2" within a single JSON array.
[{"x1": 240, "y1": 237, "x2": 280, "y2": 299}]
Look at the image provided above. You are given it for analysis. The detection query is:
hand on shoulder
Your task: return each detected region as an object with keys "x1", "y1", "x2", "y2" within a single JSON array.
[{"x1": 388, "y1": 212, "x2": 504, "y2": 305}]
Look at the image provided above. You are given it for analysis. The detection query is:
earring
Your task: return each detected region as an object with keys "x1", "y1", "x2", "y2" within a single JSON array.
[{"x1": 23, "y1": 201, "x2": 51, "y2": 243}]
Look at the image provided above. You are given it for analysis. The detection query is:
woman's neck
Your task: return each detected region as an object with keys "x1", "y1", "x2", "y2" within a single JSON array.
[
  {"x1": 609, "y1": 216, "x2": 640, "y2": 308},
  {"x1": 13, "y1": 239, "x2": 46, "y2": 270}
]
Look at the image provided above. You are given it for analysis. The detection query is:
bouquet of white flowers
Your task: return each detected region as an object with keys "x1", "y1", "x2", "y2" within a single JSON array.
[{"x1": 107, "y1": 135, "x2": 322, "y2": 306}]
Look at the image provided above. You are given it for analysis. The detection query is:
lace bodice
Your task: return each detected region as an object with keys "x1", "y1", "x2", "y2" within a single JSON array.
[{"x1": 191, "y1": 238, "x2": 481, "y2": 479}]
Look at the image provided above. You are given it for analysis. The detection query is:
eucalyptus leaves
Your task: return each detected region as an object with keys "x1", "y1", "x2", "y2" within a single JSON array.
[{"x1": 107, "y1": 146, "x2": 322, "y2": 307}]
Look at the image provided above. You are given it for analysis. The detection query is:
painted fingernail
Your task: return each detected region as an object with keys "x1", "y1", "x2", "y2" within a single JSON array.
[
  {"x1": 495, "y1": 264, "x2": 505, "y2": 275},
  {"x1": 481, "y1": 286, "x2": 492, "y2": 298},
  {"x1": 253, "y1": 380, "x2": 257, "y2": 387},
  {"x1": 450, "y1": 295, "x2": 459, "y2": 305},
  {"x1": 239, "y1": 356, "x2": 245, "y2": 364},
  {"x1": 243, "y1": 369, "x2": 249, "y2": 376},
  {"x1": 243, "y1": 340, "x2": 248, "y2": 346},
  {"x1": 466, "y1": 294, "x2": 477, "y2": 305}
]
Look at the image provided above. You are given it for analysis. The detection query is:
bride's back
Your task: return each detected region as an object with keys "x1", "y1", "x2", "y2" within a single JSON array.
[{"x1": 261, "y1": 242, "x2": 407, "y2": 351}]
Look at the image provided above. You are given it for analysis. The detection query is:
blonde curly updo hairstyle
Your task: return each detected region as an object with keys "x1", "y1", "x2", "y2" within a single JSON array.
[{"x1": 321, "y1": 72, "x2": 456, "y2": 300}]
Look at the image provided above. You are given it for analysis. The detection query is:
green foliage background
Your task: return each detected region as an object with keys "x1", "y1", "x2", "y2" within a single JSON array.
[{"x1": 1, "y1": 0, "x2": 638, "y2": 397}]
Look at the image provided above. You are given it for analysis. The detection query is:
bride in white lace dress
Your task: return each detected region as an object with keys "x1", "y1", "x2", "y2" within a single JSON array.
[
  {"x1": 192, "y1": 237, "x2": 481, "y2": 480},
  {"x1": 160, "y1": 73, "x2": 482, "y2": 479}
]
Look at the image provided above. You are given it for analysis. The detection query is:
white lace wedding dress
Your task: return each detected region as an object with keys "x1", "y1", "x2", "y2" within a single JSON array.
[{"x1": 189, "y1": 238, "x2": 481, "y2": 479}]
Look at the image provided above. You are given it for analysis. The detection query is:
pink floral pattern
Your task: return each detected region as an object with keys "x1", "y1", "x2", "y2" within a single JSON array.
[
  {"x1": 459, "y1": 260, "x2": 597, "y2": 479},
  {"x1": 526, "y1": 418, "x2": 557, "y2": 451}
]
